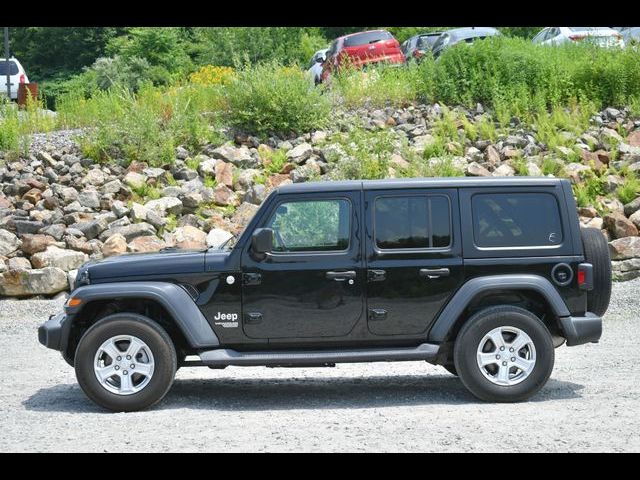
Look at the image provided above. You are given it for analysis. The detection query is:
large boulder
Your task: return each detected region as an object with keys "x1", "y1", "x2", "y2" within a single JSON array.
[
  {"x1": 123, "y1": 171, "x2": 147, "y2": 188},
  {"x1": 286, "y1": 142, "x2": 313, "y2": 164},
  {"x1": 20, "y1": 234, "x2": 60, "y2": 255},
  {"x1": 0, "y1": 267, "x2": 68, "y2": 297},
  {"x1": 0, "y1": 229, "x2": 21, "y2": 256},
  {"x1": 609, "y1": 236, "x2": 640, "y2": 260},
  {"x1": 171, "y1": 226, "x2": 206, "y2": 250},
  {"x1": 99, "y1": 222, "x2": 157, "y2": 243},
  {"x1": 215, "y1": 161, "x2": 234, "y2": 188},
  {"x1": 231, "y1": 202, "x2": 260, "y2": 227},
  {"x1": 206, "y1": 228, "x2": 233, "y2": 248},
  {"x1": 31, "y1": 246, "x2": 89, "y2": 272},
  {"x1": 211, "y1": 144, "x2": 257, "y2": 168},
  {"x1": 145, "y1": 197, "x2": 183, "y2": 216},
  {"x1": 127, "y1": 235, "x2": 166, "y2": 253},
  {"x1": 603, "y1": 213, "x2": 638, "y2": 239},
  {"x1": 102, "y1": 233, "x2": 128, "y2": 257}
]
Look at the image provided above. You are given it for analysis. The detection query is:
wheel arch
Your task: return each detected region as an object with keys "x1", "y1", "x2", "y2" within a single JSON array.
[
  {"x1": 64, "y1": 282, "x2": 219, "y2": 362},
  {"x1": 428, "y1": 275, "x2": 570, "y2": 344}
]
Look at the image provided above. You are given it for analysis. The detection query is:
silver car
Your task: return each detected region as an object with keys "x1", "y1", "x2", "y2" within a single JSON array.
[{"x1": 532, "y1": 27, "x2": 625, "y2": 48}]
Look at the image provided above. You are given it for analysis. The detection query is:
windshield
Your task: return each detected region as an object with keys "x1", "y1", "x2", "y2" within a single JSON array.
[{"x1": 344, "y1": 31, "x2": 392, "y2": 47}]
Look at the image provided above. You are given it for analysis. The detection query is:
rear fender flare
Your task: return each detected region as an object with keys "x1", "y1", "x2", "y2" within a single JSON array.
[{"x1": 428, "y1": 275, "x2": 570, "y2": 342}]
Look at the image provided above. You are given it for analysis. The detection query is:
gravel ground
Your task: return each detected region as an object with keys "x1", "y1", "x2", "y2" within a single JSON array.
[{"x1": 1, "y1": 281, "x2": 639, "y2": 452}]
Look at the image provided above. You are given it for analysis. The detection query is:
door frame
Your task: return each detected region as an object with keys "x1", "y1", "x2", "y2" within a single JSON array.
[{"x1": 239, "y1": 190, "x2": 366, "y2": 342}]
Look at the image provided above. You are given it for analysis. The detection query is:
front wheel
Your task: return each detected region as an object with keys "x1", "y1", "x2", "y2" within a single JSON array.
[
  {"x1": 74, "y1": 313, "x2": 177, "y2": 412},
  {"x1": 454, "y1": 306, "x2": 554, "y2": 402}
]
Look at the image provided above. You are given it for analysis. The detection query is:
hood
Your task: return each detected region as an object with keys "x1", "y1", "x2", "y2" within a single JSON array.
[{"x1": 85, "y1": 248, "x2": 208, "y2": 281}]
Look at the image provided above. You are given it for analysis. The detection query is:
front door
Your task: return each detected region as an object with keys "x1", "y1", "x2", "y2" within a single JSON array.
[
  {"x1": 241, "y1": 191, "x2": 364, "y2": 340},
  {"x1": 365, "y1": 188, "x2": 464, "y2": 336}
]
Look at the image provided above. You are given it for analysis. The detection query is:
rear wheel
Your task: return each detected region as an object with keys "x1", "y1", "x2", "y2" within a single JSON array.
[
  {"x1": 74, "y1": 313, "x2": 177, "y2": 412},
  {"x1": 454, "y1": 306, "x2": 554, "y2": 402},
  {"x1": 581, "y1": 227, "x2": 612, "y2": 317}
]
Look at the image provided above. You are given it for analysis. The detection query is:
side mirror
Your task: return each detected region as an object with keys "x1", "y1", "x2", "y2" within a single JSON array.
[{"x1": 251, "y1": 228, "x2": 273, "y2": 258}]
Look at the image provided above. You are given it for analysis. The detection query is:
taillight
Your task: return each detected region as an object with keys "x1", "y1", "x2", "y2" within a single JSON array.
[
  {"x1": 578, "y1": 263, "x2": 593, "y2": 291},
  {"x1": 19, "y1": 74, "x2": 25, "y2": 84},
  {"x1": 577, "y1": 270, "x2": 586, "y2": 286},
  {"x1": 569, "y1": 34, "x2": 586, "y2": 41}
]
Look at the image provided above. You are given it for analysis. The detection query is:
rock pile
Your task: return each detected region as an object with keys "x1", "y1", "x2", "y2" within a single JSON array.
[{"x1": 2, "y1": 103, "x2": 640, "y2": 296}]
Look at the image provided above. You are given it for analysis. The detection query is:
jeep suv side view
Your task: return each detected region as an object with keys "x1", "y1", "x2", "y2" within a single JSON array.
[{"x1": 38, "y1": 177, "x2": 611, "y2": 411}]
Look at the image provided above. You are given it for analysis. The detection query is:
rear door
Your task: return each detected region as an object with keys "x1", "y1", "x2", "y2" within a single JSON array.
[{"x1": 365, "y1": 188, "x2": 464, "y2": 336}]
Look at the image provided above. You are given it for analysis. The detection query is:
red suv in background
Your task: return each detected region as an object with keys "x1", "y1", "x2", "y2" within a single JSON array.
[{"x1": 321, "y1": 30, "x2": 405, "y2": 82}]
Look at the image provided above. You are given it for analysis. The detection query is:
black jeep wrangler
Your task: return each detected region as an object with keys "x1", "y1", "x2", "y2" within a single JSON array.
[{"x1": 38, "y1": 177, "x2": 611, "y2": 411}]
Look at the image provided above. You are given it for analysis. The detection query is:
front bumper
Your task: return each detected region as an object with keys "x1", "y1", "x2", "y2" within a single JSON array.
[
  {"x1": 559, "y1": 312, "x2": 602, "y2": 346},
  {"x1": 38, "y1": 312, "x2": 68, "y2": 351}
]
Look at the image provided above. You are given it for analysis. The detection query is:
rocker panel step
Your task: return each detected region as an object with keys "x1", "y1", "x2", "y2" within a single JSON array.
[{"x1": 198, "y1": 343, "x2": 440, "y2": 367}]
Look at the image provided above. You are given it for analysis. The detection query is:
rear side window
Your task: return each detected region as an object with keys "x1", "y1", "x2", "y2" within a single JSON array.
[
  {"x1": 375, "y1": 195, "x2": 451, "y2": 250},
  {"x1": 0, "y1": 61, "x2": 18, "y2": 76},
  {"x1": 472, "y1": 193, "x2": 563, "y2": 248},
  {"x1": 344, "y1": 31, "x2": 392, "y2": 47}
]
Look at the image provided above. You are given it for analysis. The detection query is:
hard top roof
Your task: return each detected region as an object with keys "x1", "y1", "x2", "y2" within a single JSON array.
[{"x1": 277, "y1": 177, "x2": 565, "y2": 194}]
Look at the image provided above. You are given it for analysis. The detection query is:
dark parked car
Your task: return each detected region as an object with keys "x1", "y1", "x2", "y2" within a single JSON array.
[
  {"x1": 39, "y1": 177, "x2": 610, "y2": 411},
  {"x1": 401, "y1": 32, "x2": 443, "y2": 61},
  {"x1": 431, "y1": 27, "x2": 502, "y2": 58},
  {"x1": 321, "y1": 29, "x2": 405, "y2": 82}
]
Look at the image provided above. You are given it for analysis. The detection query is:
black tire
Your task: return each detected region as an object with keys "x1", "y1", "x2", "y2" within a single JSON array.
[
  {"x1": 74, "y1": 313, "x2": 177, "y2": 412},
  {"x1": 454, "y1": 306, "x2": 554, "y2": 403},
  {"x1": 581, "y1": 227, "x2": 612, "y2": 317}
]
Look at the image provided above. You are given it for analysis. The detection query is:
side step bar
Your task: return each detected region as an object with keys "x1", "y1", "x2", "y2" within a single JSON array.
[{"x1": 198, "y1": 343, "x2": 440, "y2": 367}]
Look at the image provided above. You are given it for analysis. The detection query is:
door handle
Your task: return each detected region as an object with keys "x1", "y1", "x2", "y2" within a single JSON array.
[
  {"x1": 325, "y1": 270, "x2": 357, "y2": 281},
  {"x1": 419, "y1": 268, "x2": 450, "y2": 279}
]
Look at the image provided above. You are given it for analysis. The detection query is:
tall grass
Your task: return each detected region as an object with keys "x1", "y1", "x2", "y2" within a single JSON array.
[
  {"x1": 56, "y1": 83, "x2": 226, "y2": 166},
  {"x1": 0, "y1": 96, "x2": 56, "y2": 158}
]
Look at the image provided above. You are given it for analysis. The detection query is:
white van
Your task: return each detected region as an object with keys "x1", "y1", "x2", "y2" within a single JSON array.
[{"x1": 0, "y1": 57, "x2": 29, "y2": 101}]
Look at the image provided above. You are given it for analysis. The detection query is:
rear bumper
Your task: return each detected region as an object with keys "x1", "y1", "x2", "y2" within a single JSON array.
[
  {"x1": 559, "y1": 312, "x2": 602, "y2": 346},
  {"x1": 38, "y1": 312, "x2": 68, "y2": 351}
]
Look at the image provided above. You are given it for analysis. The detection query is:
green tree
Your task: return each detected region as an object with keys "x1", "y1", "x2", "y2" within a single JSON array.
[{"x1": 9, "y1": 27, "x2": 127, "y2": 80}]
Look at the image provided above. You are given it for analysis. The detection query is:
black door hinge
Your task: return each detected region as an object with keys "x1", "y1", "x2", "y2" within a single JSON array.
[{"x1": 243, "y1": 273, "x2": 262, "y2": 286}]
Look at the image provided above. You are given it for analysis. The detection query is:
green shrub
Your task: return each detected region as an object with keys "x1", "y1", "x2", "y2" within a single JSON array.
[
  {"x1": 262, "y1": 148, "x2": 288, "y2": 175},
  {"x1": 225, "y1": 62, "x2": 330, "y2": 136},
  {"x1": 511, "y1": 156, "x2": 530, "y2": 176},
  {"x1": 541, "y1": 157, "x2": 565, "y2": 177},
  {"x1": 617, "y1": 172, "x2": 640, "y2": 204}
]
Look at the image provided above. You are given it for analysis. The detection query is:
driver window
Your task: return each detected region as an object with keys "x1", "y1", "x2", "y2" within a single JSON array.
[{"x1": 267, "y1": 199, "x2": 351, "y2": 253}]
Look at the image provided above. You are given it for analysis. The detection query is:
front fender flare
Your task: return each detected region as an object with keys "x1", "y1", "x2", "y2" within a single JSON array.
[
  {"x1": 66, "y1": 282, "x2": 219, "y2": 349},
  {"x1": 427, "y1": 274, "x2": 570, "y2": 342}
]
